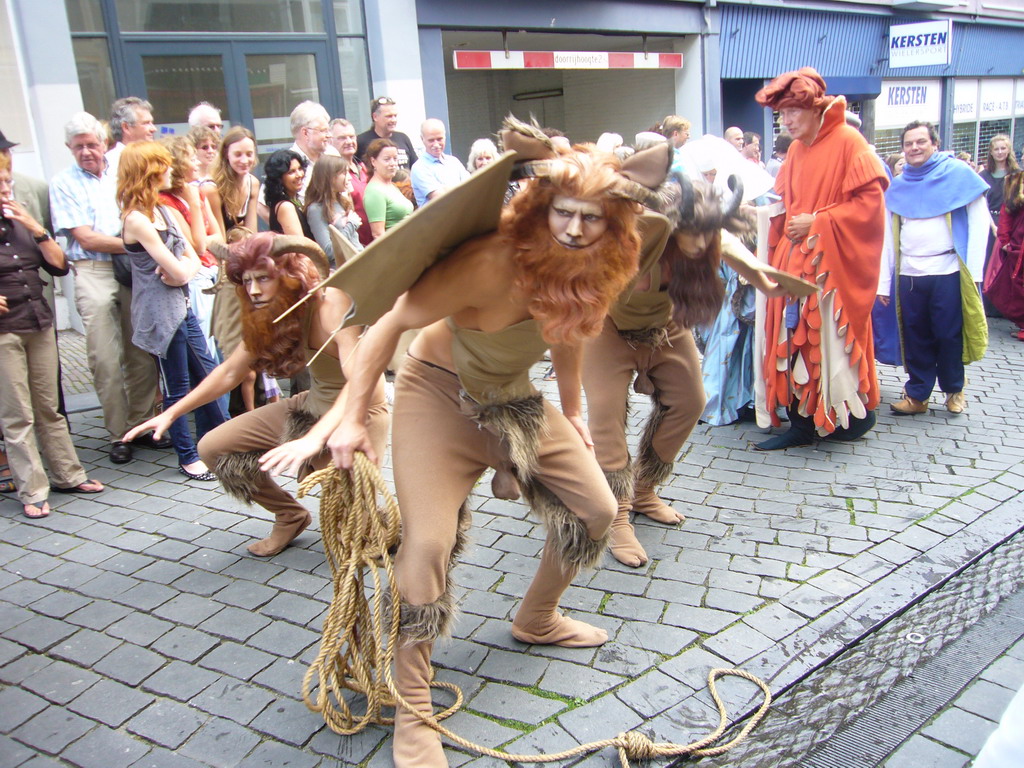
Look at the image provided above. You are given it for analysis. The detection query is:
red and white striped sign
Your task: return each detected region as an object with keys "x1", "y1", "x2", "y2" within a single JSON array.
[{"x1": 453, "y1": 50, "x2": 683, "y2": 70}]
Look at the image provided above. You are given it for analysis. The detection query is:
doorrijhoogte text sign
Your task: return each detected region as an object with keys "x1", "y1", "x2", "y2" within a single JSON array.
[{"x1": 889, "y1": 19, "x2": 953, "y2": 69}]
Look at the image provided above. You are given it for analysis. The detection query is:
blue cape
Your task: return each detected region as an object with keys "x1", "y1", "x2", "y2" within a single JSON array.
[{"x1": 885, "y1": 151, "x2": 988, "y2": 219}]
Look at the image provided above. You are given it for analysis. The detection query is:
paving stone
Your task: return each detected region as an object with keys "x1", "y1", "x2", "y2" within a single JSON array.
[
  {"x1": 742, "y1": 603, "x2": 807, "y2": 642},
  {"x1": 126, "y1": 700, "x2": 206, "y2": 749},
  {"x1": 659, "y1": 647, "x2": 729, "y2": 691},
  {"x1": 538, "y1": 659, "x2": 623, "y2": 700},
  {"x1": 662, "y1": 604, "x2": 735, "y2": 634},
  {"x1": 251, "y1": 657, "x2": 308, "y2": 697},
  {"x1": 106, "y1": 612, "x2": 175, "y2": 646},
  {"x1": 198, "y1": 641, "x2": 276, "y2": 681},
  {"x1": 62, "y1": 725, "x2": 152, "y2": 768},
  {"x1": 249, "y1": 622, "x2": 322, "y2": 662},
  {"x1": 197, "y1": 605, "x2": 271, "y2": 643},
  {"x1": 617, "y1": 621, "x2": 697, "y2": 656},
  {"x1": 152, "y1": 593, "x2": 224, "y2": 627},
  {"x1": 142, "y1": 539, "x2": 198, "y2": 562},
  {"x1": 28, "y1": 590, "x2": 92, "y2": 621},
  {"x1": 5, "y1": 614, "x2": 79, "y2": 653},
  {"x1": 260, "y1": 593, "x2": 325, "y2": 626},
  {"x1": 92, "y1": 643, "x2": 167, "y2": 687},
  {"x1": 477, "y1": 648, "x2": 550, "y2": 686},
  {"x1": 882, "y1": 734, "x2": 969, "y2": 768},
  {"x1": 4, "y1": 551, "x2": 61, "y2": 579},
  {"x1": 98, "y1": 551, "x2": 156, "y2": 576},
  {"x1": 0, "y1": 685, "x2": 48, "y2": 730},
  {"x1": 592, "y1": 641, "x2": 661, "y2": 678},
  {"x1": 212, "y1": 580, "x2": 277, "y2": 610},
  {"x1": 21, "y1": 659, "x2": 101, "y2": 705},
  {"x1": 922, "y1": 705, "x2": 998, "y2": 755},
  {"x1": 11, "y1": 706, "x2": 94, "y2": 754},
  {"x1": 173, "y1": 570, "x2": 234, "y2": 597},
  {"x1": 191, "y1": 676, "x2": 276, "y2": 725},
  {"x1": 465, "y1": 682, "x2": 566, "y2": 725},
  {"x1": 49, "y1": 627, "x2": 122, "y2": 667},
  {"x1": 0, "y1": 734, "x2": 34, "y2": 767},
  {"x1": 68, "y1": 678, "x2": 155, "y2": 727},
  {"x1": 704, "y1": 588, "x2": 764, "y2": 613},
  {"x1": 308, "y1": 723, "x2": 387, "y2": 764},
  {"x1": 557, "y1": 691, "x2": 644, "y2": 744},
  {"x1": 142, "y1": 660, "x2": 221, "y2": 702},
  {"x1": 503, "y1": 720, "x2": 581, "y2": 758},
  {"x1": 616, "y1": 668, "x2": 691, "y2": 719},
  {"x1": 177, "y1": 716, "x2": 262, "y2": 766},
  {"x1": 954, "y1": 678, "x2": 1018, "y2": 722},
  {"x1": 0, "y1": 579, "x2": 56, "y2": 606},
  {"x1": 65, "y1": 600, "x2": 133, "y2": 631},
  {"x1": 980, "y1": 654, "x2": 1024, "y2": 690},
  {"x1": 780, "y1": 583, "x2": 845, "y2": 619},
  {"x1": 248, "y1": 696, "x2": 324, "y2": 746},
  {"x1": 133, "y1": 560, "x2": 192, "y2": 585},
  {"x1": 238, "y1": 741, "x2": 320, "y2": 768},
  {"x1": 150, "y1": 626, "x2": 220, "y2": 663},
  {"x1": 0, "y1": 651, "x2": 52, "y2": 685},
  {"x1": 702, "y1": 622, "x2": 776, "y2": 664}
]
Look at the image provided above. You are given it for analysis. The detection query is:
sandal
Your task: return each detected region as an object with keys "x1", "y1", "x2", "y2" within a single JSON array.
[
  {"x1": 23, "y1": 501, "x2": 50, "y2": 519},
  {"x1": 179, "y1": 466, "x2": 217, "y2": 482},
  {"x1": 53, "y1": 479, "x2": 104, "y2": 494},
  {"x1": 0, "y1": 480, "x2": 14, "y2": 494}
]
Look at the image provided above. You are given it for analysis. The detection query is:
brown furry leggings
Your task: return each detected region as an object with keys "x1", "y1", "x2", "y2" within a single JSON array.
[
  {"x1": 582, "y1": 317, "x2": 705, "y2": 474},
  {"x1": 391, "y1": 356, "x2": 617, "y2": 610},
  {"x1": 198, "y1": 391, "x2": 390, "y2": 524}
]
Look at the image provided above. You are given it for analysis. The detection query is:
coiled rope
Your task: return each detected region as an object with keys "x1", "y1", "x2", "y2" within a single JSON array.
[{"x1": 299, "y1": 456, "x2": 772, "y2": 767}]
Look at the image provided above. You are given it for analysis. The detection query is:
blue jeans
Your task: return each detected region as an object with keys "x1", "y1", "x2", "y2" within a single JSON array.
[{"x1": 157, "y1": 310, "x2": 228, "y2": 466}]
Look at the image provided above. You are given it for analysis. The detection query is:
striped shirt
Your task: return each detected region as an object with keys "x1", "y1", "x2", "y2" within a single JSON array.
[{"x1": 49, "y1": 161, "x2": 122, "y2": 262}]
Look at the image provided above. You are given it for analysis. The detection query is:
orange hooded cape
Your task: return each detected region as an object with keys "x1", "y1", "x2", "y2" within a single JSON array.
[{"x1": 762, "y1": 96, "x2": 888, "y2": 432}]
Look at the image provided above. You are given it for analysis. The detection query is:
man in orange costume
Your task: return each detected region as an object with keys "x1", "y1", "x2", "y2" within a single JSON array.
[{"x1": 754, "y1": 68, "x2": 888, "y2": 450}]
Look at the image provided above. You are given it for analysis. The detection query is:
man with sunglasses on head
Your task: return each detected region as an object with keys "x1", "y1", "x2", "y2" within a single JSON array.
[{"x1": 356, "y1": 96, "x2": 418, "y2": 171}]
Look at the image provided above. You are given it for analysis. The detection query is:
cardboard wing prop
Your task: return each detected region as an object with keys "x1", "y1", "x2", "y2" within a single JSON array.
[{"x1": 276, "y1": 153, "x2": 516, "y2": 329}]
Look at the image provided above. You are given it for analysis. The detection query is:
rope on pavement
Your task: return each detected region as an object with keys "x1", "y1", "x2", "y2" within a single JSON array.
[{"x1": 298, "y1": 456, "x2": 772, "y2": 766}]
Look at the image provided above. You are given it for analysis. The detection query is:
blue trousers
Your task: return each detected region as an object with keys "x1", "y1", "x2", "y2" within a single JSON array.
[
  {"x1": 158, "y1": 310, "x2": 228, "y2": 465},
  {"x1": 898, "y1": 272, "x2": 963, "y2": 401}
]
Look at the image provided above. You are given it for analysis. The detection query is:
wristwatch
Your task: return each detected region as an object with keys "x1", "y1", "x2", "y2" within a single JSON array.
[{"x1": 33, "y1": 231, "x2": 52, "y2": 243}]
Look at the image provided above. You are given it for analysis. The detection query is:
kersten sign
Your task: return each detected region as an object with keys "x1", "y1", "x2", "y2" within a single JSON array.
[{"x1": 889, "y1": 19, "x2": 953, "y2": 69}]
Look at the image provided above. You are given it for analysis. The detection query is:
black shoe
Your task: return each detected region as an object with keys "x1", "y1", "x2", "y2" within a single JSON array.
[
  {"x1": 825, "y1": 411, "x2": 876, "y2": 442},
  {"x1": 131, "y1": 433, "x2": 173, "y2": 450},
  {"x1": 179, "y1": 465, "x2": 217, "y2": 482},
  {"x1": 755, "y1": 426, "x2": 814, "y2": 451},
  {"x1": 109, "y1": 441, "x2": 133, "y2": 464}
]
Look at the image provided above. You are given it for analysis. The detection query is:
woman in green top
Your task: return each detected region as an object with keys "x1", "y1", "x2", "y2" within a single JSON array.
[{"x1": 362, "y1": 138, "x2": 413, "y2": 239}]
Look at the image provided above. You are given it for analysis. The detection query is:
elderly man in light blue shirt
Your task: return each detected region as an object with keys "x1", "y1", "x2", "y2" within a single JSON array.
[
  {"x1": 410, "y1": 118, "x2": 469, "y2": 207},
  {"x1": 50, "y1": 111, "x2": 159, "y2": 464}
]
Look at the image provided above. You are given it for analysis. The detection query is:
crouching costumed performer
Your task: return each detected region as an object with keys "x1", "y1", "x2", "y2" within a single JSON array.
[
  {"x1": 327, "y1": 136, "x2": 664, "y2": 767},
  {"x1": 588, "y1": 172, "x2": 790, "y2": 566},
  {"x1": 754, "y1": 67, "x2": 887, "y2": 449},
  {"x1": 126, "y1": 232, "x2": 388, "y2": 555}
]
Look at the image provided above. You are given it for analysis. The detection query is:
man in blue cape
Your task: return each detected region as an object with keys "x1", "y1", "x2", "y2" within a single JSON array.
[{"x1": 880, "y1": 121, "x2": 990, "y2": 415}]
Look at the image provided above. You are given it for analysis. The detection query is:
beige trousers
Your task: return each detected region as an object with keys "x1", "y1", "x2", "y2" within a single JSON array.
[
  {"x1": 391, "y1": 356, "x2": 616, "y2": 609},
  {"x1": 583, "y1": 318, "x2": 704, "y2": 474},
  {"x1": 72, "y1": 260, "x2": 158, "y2": 440},
  {"x1": 0, "y1": 329, "x2": 87, "y2": 503}
]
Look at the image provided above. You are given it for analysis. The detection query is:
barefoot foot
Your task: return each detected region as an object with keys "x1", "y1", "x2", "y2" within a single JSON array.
[{"x1": 23, "y1": 501, "x2": 50, "y2": 519}]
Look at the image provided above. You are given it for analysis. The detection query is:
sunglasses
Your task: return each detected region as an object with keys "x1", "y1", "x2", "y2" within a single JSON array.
[{"x1": 373, "y1": 97, "x2": 396, "y2": 108}]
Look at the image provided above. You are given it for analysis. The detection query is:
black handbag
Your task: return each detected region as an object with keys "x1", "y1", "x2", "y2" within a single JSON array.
[{"x1": 112, "y1": 252, "x2": 133, "y2": 288}]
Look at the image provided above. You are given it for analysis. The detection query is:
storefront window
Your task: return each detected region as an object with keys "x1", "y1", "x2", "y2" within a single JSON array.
[
  {"x1": 247, "y1": 54, "x2": 320, "y2": 156},
  {"x1": 952, "y1": 122, "x2": 978, "y2": 158},
  {"x1": 65, "y1": 0, "x2": 105, "y2": 33},
  {"x1": 338, "y1": 37, "x2": 371, "y2": 132},
  {"x1": 115, "y1": 0, "x2": 325, "y2": 33},
  {"x1": 71, "y1": 37, "x2": 116, "y2": 121},
  {"x1": 978, "y1": 119, "x2": 1011, "y2": 165}
]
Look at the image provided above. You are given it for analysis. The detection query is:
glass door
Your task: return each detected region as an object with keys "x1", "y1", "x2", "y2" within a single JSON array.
[{"x1": 123, "y1": 40, "x2": 336, "y2": 159}]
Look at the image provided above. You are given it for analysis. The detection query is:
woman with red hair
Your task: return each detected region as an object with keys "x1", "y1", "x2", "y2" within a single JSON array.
[
  {"x1": 754, "y1": 67, "x2": 888, "y2": 449},
  {"x1": 118, "y1": 142, "x2": 227, "y2": 481},
  {"x1": 126, "y1": 232, "x2": 388, "y2": 557}
]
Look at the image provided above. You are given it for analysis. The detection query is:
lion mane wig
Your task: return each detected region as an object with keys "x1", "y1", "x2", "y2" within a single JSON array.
[
  {"x1": 500, "y1": 148, "x2": 642, "y2": 345},
  {"x1": 225, "y1": 232, "x2": 322, "y2": 377}
]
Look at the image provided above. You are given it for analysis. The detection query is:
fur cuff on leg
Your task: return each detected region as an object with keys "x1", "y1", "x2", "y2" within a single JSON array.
[
  {"x1": 522, "y1": 481, "x2": 609, "y2": 571},
  {"x1": 604, "y1": 466, "x2": 636, "y2": 503},
  {"x1": 635, "y1": 394, "x2": 674, "y2": 489},
  {"x1": 449, "y1": 502, "x2": 472, "y2": 568},
  {"x1": 396, "y1": 591, "x2": 458, "y2": 644},
  {"x1": 463, "y1": 393, "x2": 545, "y2": 485},
  {"x1": 213, "y1": 450, "x2": 265, "y2": 504},
  {"x1": 283, "y1": 407, "x2": 318, "y2": 442}
]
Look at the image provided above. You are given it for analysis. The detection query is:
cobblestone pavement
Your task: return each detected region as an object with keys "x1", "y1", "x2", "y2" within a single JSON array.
[{"x1": 1, "y1": 319, "x2": 1023, "y2": 767}]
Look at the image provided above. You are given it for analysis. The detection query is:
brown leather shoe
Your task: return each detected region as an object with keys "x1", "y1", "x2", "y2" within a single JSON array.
[
  {"x1": 945, "y1": 391, "x2": 966, "y2": 414},
  {"x1": 890, "y1": 394, "x2": 928, "y2": 415}
]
